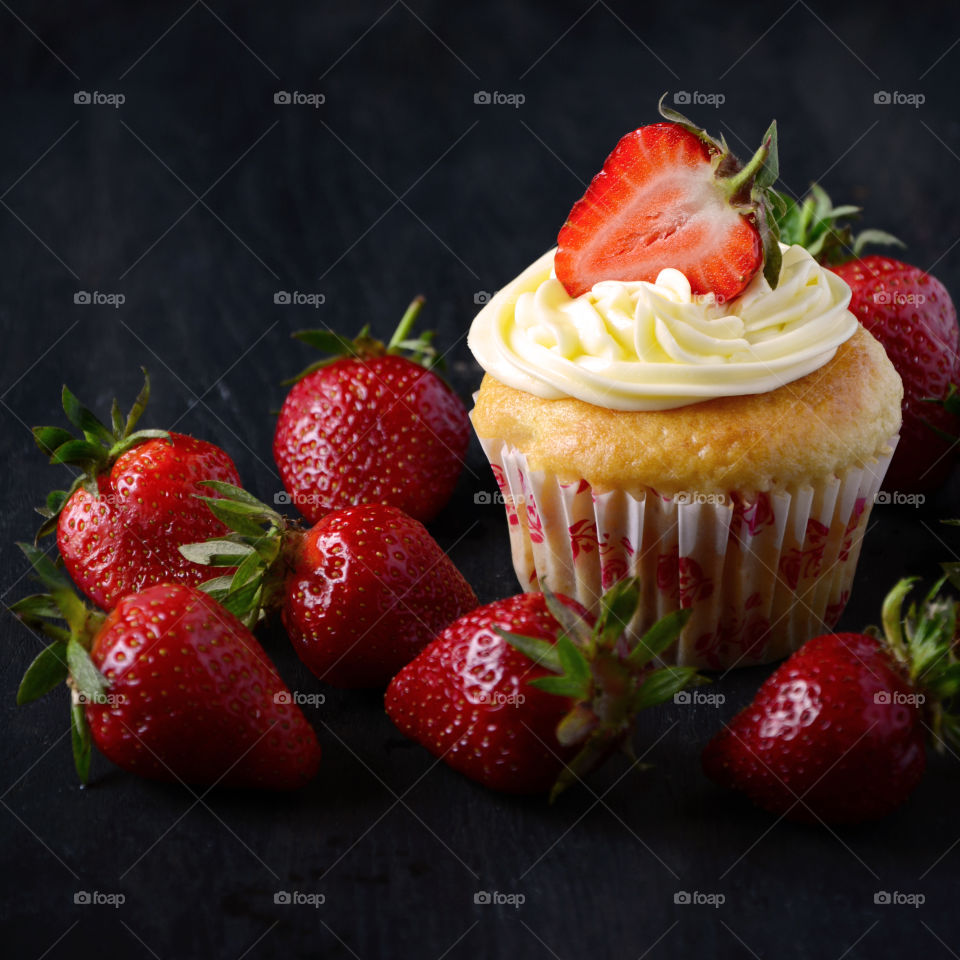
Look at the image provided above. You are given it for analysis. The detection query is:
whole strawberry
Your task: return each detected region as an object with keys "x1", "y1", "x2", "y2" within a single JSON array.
[
  {"x1": 34, "y1": 372, "x2": 241, "y2": 609},
  {"x1": 13, "y1": 545, "x2": 321, "y2": 789},
  {"x1": 273, "y1": 297, "x2": 470, "y2": 524},
  {"x1": 386, "y1": 580, "x2": 700, "y2": 797},
  {"x1": 180, "y1": 486, "x2": 477, "y2": 687},
  {"x1": 555, "y1": 95, "x2": 783, "y2": 302},
  {"x1": 776, "y1": 185, "x2": 960, "y2": 492},
  {"x1": 703, "y1": 578, "x2": 960, "y2": 823},
  {"x1": 833, "y1": 256, "x2": 958, "y2": 491}
]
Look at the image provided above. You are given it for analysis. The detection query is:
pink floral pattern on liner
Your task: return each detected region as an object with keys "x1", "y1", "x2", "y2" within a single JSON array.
[
  {"x1": 694, "y1": 598, "x2": 772, "y2": 671},
  {"x1": 490, "y1": 464, "x2": 519, "y2": 526},
  {"x1": 824, "y1": 589, "x2": 851, "y2": 630},
  {"x1": 838, "y1": 497, "x2": 866, "y2": 562},
  {"x1": 568, "y1": 518, "x2": 599, "y2": 560},
  {"x1": 656, "y1": 547, "x2": 714, "y2": 609},
  {"x1": 729, "y1": 491, "x2": 775, "y2": 540},
  {"x1": 778, "y1": 518, "x2": 831, "y2": 590}
]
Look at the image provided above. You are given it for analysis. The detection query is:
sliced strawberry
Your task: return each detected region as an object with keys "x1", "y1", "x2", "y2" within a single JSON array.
[{"x1": 555, "y1": 101, "x2": 781, "y2": 302}]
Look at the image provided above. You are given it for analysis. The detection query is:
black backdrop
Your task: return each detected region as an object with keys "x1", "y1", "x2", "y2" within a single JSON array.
[{"x1": 3, "y1": 1, "x2": 960, "y2": 957}]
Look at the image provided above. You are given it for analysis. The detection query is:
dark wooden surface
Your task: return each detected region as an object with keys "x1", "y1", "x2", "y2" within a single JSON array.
[{"x1": 2, "y1": 1, "x2": 960, "y2": 957}]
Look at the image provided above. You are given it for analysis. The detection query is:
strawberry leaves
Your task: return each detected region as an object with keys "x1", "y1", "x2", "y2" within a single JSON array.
[
  {"x1": 33, "y1": 370, "x2": 170, "y2": 540},
  {"x1": 497, "y1": 578, "x2": 702, "y2": 799},
  {"x1": 12, "y1": 542, "x2": 110, "y2": 783},
  {"x1": 283, "y1": 295, "x2": 441, "y2": 386},
  {"x1": 774, "y1": 182, "x2": 905, "y2": 266},
  {"x1": 179, "y1": 481, "x2": 290, "y2": 627}
]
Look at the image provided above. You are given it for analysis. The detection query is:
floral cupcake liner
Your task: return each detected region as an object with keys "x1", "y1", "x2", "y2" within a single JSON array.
[{"x1": 476, "y1": 434, "x2": 898, "y2": 670}]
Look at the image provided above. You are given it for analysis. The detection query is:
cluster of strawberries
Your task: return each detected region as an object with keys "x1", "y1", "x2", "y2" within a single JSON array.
[
  {"x1": 16, "y1": 299, "x2": 697, "y2": 800},
  {"x1": 13, "y1": 101, "x2": 960, "y2": 825}
]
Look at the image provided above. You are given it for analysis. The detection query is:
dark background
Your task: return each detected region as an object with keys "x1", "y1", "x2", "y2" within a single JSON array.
[{"x1": 2, "y1": 1, "x2": 959, "y2": 957}]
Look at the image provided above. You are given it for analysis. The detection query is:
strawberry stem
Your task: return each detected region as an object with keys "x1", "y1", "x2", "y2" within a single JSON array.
[{"x1": 387, "y1": 296, "x2": 426, "y2": 352}]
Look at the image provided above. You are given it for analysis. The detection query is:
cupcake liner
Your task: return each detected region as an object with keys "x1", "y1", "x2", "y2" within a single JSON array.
[{"x1": 477, "y1": 434, "x2": 898, "y2": 670}]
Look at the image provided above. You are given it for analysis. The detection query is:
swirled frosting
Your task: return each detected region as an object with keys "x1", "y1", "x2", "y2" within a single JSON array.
[{"x1": 468, "y1": 244, "x2": 858, "y2": 410}]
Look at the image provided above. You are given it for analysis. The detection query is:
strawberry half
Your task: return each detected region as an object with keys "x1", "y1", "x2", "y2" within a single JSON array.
[
  {"x1": 13, "y1": 545, "x2": 321, "y2": 789},
  {"x1": 386, "y1": 580, "x2": 702, "y2": 798},
  {"x1": 33, "y1": 372, "x2": 241, "y2": 609},
  {"x1": 702, "y1": 577, "x2": 960, "y2": 823},
  {"x1": 555, "y1": 96, "x2": 783, "y2": 301},
  {"x1": 179, "y1": 486, "x2": 477, "y2": 688}
]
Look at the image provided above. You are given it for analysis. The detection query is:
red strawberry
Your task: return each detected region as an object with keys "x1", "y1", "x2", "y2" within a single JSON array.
[
  {"x1": 832, "y1": 256, "x2": 958, "y2": 491},
  {"x1": 386, "y1": 580, "x2": 700, "y2": 797},
  {"x1": 14, "y1": 547, "x2": 321, "y2": 789},
  {"x1": 34, "y1": 373, "x2": 241, "y2": 610},
  {"x1": 702, "y1": 578, "x2": 960, "y2": 823},
  {"x1": 180, "y1": 488, "x2": 477, "y2": 688},
  {"x1": 282, "y1": 503, "x2": 477, "y2": 686},
  {"x1": 555, "y1": 97, "x2": 783, "y2": 302},
  {"x1": 273, "y1": 297, "x2": 470, "y2": 525},
  {"x1": 776, "y1": 184, "x2": 960, "y2": 492}
]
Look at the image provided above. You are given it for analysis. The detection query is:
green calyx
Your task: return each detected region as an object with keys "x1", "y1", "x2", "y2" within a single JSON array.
[
  {"x1": 11, "y1": 542, "x2": 109, "y2": 784},
  {"x1": 658, "y1": 93, "x2": 784, "y2": 289},
  {"x1": 497, "y1": 577, "x2": 703, "y2": 801},
  {"x1": 32, "y1": 369, "x2": 170, "y2": 541},
  {"x1": 773, "y1": 181, "x2": 904, "y2": 266},
  {"x1": 178, "y1": 481, "x2": 296, "y2": 629},
  {"x1": 877, "y1": 575, "x2": 960, "y2": 751},
  {"x1": 282, "y1": 295, "x2": 441, "y2": 386}
]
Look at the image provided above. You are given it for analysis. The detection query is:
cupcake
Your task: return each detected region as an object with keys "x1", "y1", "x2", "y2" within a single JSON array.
[{"x1": 467, "y1": 103, "x2": 902, "y2": 670}]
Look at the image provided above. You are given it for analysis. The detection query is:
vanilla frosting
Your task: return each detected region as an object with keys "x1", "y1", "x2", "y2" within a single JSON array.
[{"x1": 468, "y1": 244, "x2": 859, "y2": 411}]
